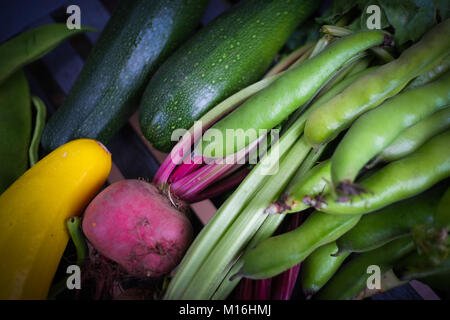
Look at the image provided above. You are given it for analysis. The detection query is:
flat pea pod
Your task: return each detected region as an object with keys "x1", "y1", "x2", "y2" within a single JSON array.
[
  {"x1": 199, "y1": 30, "x2": 386, "y2": 157},
  {"x1": 266, "y1": 68, "x2": 380, "y2": 214},
  {"x1": 336, "y1": 186, "x2": 445, "y2": 254},
  {"x1": 0, "y1": 70, "x2": 31, "y2": 194},
  {"x1": 301, "y1": 241, "x2": 350, "y2": 296},
  {"x1": 436, "y1": 187, "x2": 450, "y2": 228},
  {"x1": 305, "y1": 19, "x2": 450, "y2": 148},
  {"x1": 311, "y1": 66, "x2": 379, "y2": 110},
  {"x1": 237, "y1": 211, "x2": 361, "y2": 279},
  {"x1": 331, "y1": 72, "x2": 450, "y2": 194},
  {"x1": 407, "y1": 54, "x2": 450, "y2": 89},
  {"x1": 316, "y1": 130, "x2": 450, "y2": 215},
  {"x1": 0, "y1": 24, "x2": 95, "y2": 85},
  {"x1": 29, "y1": 96, "x2": 47, "y2": 167},
  {"x1": 317, "y1": 236, "x2": 415, "y2": 300},
  {"x1": 375, "y1": 106, "x2": 450, "y2": 164}
]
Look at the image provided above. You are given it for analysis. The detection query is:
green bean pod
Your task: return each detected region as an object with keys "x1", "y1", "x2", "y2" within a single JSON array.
[
  {"x1": 407, "y1": 54, "x2": 450, "y2": 89},
  {"x1": 331, "y1": 72, "x2": 450, "y2": 194},
  {"x1": 267, "y1": 68, "x2": 381, "y2": 214},
  {"x1": 275, "y1": 160, "x2": 331, "y2": 214},
  {"x1": 336, "y1": 186, "x2": 445, "y2": 254},
  {"x1": 0, "y1": 24, "x2": 95, "y2": 85},
  {"x1": 29, "y1": 96, "x2": 47, "y2": 167},
  {"x1": 305, "y1": 19, "x2": 450, "y2": 148},
  {"x1": 0, "y1": 70, "x2": 31, "y2": 194},
  {"x1": 199, "y1": 30, "x2": 386, "y2": 157},
  {"x1": 301, "y1": 241, "x2": 350, "y2": 296},
  {"x1": 316, "y1": 130, "x2": 450, "y2": 215},
  {"x1": 376, "y1": 106, "x2": 450, "y2": 164},
  {"x1": 317, "y1": 236, "x2": 415, "y2": 300},
  {"x1": 311, "y1": 66, "x2": 379, "y2": 109},
  {"x1": 237, "y1": 211, "x2": 361, "y2": 279}
]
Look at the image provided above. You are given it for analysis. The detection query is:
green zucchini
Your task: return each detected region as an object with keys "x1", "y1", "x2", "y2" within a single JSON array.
[
  {"x1": 139, "y1": 0, "x2": 319, "y2": 152},
  {"x1": 42, "y1": 0, "x2": 209, "y2": 152}
]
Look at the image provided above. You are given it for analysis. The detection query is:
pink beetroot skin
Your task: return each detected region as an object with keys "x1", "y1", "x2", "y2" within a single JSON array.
[{"x1": 82, "y1": 180, "x2": 193, "y2": 278}]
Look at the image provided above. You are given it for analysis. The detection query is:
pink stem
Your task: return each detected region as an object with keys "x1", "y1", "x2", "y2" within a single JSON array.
[
  {"x1": 271, "y1": 213, "x2": 303, "y2": 300},
  {"x1": 184, "y1": 167, "x2": 250, "y2": 202},
  {"x1": 153, "y1": 46, "x2": 290, "y2": 186},
  {"x1": 235, "y1": 278, "x2": 254, "y2": 300},
  {"x1": 271, "y1": 263, "x2": 301, "y2": 300},
  {"x1": 153, "y1": 123, "x2": 204, "y2": 185},
  {"x1": 171, "y1": 162, "x2": 234, "y2": 199},
  {"x1": 254, "y1": 279, "x2": 272, "y2": 300},
  {"x1": 171, "y1": 134, "x2": 265, "y2": 199},
  {"x1": 169, "y1": 162, "x2": 203, "y2": 183}
]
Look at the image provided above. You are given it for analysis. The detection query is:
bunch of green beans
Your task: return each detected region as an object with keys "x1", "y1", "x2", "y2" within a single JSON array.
[
  {"x1": 165, "y1": 27, "x2": 391, "y2": 299},
  {"x1": 229, "y1": 20, "x2": 450, "y2": 300},
  {"x1": 166, "y1": 18, "x2": 450, "y2": 300},
  {"x1": 305, "y1": 20, "x2": 450, "y2": 148}
]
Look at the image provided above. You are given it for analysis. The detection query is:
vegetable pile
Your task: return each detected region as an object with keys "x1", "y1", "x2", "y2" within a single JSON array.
[
  {"x1": 157, "y1": 2, "x2": 450, "y2": 300},
  {"x1": 0, "y1": 0, "x2": 449, "y2": 301}
]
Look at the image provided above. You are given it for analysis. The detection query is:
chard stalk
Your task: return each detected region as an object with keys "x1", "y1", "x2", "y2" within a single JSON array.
[
  {"x1": 178, "y1": 136, "x2": 312, "y2": 299},
  {"x1": 153, "y1": 71, "x2": 288, "y2": 186},
  {"x1": 184, "y1": 167, "x2": 250, "y2": 203},
  {"x1": 211, "y1": 148, "x2": 325, "y2": 300},
  {"x1": 164, "y1": 36, "x2": 365, "y2": 298},
  {"x1": 154, "y1": 37, "x2": 319, "y2": 187},
  {"x1": 163, "y1": 92, "x2": 323, "y2": 299},
  {"x1": 170, "y1": 133, "x2": 265, "y2": 199}
]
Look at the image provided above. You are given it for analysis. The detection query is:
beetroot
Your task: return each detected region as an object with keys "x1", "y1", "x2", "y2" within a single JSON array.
[{"x1": 82, "y1": 180, "x2": 193, "y2": 278}]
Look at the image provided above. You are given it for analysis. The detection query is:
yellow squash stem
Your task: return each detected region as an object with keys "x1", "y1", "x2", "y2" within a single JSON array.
[{"x1": 0, "y1": 139, "x2": 111, "y2": 299}]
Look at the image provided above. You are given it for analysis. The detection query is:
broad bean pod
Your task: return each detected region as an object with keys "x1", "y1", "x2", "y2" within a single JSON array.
[
  {"x1": 316, "y1": 130, "x2": 450, "y2": 215},
  {"x1": 237, "y1": 211, "x2": 361, "y2": 279},
  {"x1": 199, "y1": 30, "x2": 387, "y2": 157},
  {"x1": 301, "y1": 241, "x2": 350, "y2": 296},
  {"x1": 336, "y1": 186, "x2": 445, "y2": 254},
  {"x1": 305, "y1": 19, "x2": 450, "y2": 148},
  {"x1": 376, "y1": 106, "x2": 450, "y2": 163},
  {"x1": 393, "y1": 237, "x2": 450, "y2": 281},
  {"x1": 317, "y1": 236, "x2": 415, "y2": 300},
  {"x1": 331, "y1": 72, "x2": 450, "y2": 194},
  {"x1": 266, "y1": 68, "x2": 380, "y2": 214},
  {"x1": 267, "y1": 160, "x2": 331, "y2": 214},
  {"x1": 407, "y1": 54, "x2": 450, "y2": 89}
]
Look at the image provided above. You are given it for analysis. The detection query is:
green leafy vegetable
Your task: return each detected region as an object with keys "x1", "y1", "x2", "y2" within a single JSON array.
[
  {"x1": 316, "y1": 0, "x2": 448, "y2": 45},
  {"x1": 0, "y1": 70, "x2": 31, "y2": 193}
]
